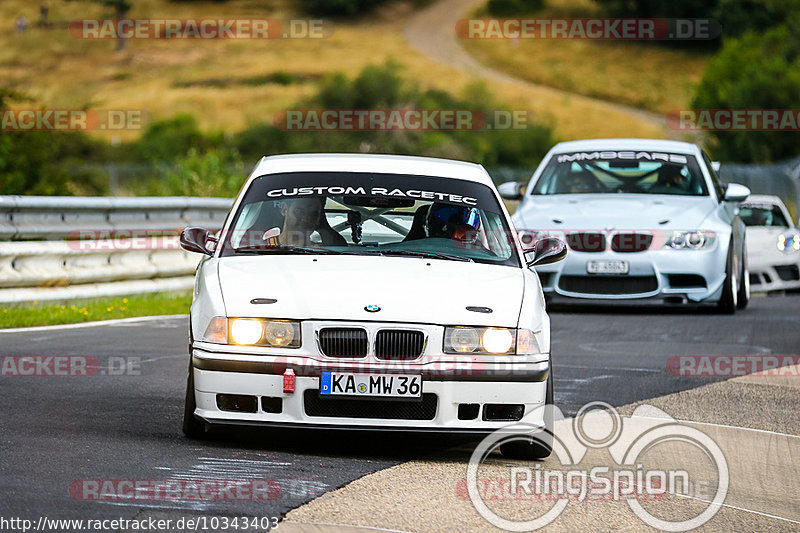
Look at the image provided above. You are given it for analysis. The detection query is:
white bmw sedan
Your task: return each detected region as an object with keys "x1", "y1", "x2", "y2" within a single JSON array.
[
  {"x1": 500, "y1": 139, "x2": 751, "y2": 313},
  {"x1": 180, "y1": 154, "x2": 566, "y2": 459},
  {"x1": 739, "y1": 195, "x2": 800, "y2": 292}
]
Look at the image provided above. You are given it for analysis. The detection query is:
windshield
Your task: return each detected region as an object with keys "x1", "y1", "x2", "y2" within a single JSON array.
[
  {"x1": 740, "y1": 204, "x2": 790, "y2": 227},
  {"x1": 532, "y1": 151, "x2": 709, "y2": 196},
  {"x1": 220, "y1": 172, "x2": 519, "y2": 267}
]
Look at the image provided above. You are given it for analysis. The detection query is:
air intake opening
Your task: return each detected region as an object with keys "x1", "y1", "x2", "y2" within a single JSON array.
[
  {"x1": 775, "y1": 265, "x2": 800, "y2": 281},
  {"x1": 458, "y1": 404, "x2": 480, "y2": 420},
  {"x1": 482, "y1": 404, "x2": 524, "y2": 422},
  {"x1": 318, "y1": 328, "x2": 368, "y2": 357},
  {"x1": 667, "y1": 274, "x2": 707, "y2": 289},
  {"x1": 216, "y1": 394, "x2": 258, "y2": 413},
  {"x1": 261, "y1": 397, "x2": 283, "y2": 414}
]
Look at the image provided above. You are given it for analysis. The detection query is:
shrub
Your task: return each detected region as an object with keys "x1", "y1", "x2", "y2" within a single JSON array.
[
  {"x1": 486, "y1": 0, "x2": 544, "y2": 16},
  {"x1": 692, "y1": 24, "x2": 800, "y2": 162}
]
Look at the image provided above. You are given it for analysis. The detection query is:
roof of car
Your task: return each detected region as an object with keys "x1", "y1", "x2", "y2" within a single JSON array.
[
  {"x1": 548, "y1": 138, "x2": 701, "y2": 155},
  {"x1": 250, "y1": 153, "x2": 494, "y2": 187},
  {"x1": 741, "y1": 194, "x2": 785, "y2": 207}
]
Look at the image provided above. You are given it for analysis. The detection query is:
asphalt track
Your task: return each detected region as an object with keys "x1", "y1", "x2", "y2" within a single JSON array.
[{"x1": 1, "y1": 295, "x2": 798, "y2": 531}]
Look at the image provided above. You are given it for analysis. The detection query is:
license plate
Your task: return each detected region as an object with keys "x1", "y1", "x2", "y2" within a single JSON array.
[
  {"x1": 320, "y1": 372, "x2": 422, "y2": 398},
  {"x1": 587, "y1": 260, "x2": 629, "y2": 274}
]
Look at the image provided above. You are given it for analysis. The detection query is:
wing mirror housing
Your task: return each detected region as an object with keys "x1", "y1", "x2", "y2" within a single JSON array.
[
  {"x1": 525, "y1": 237, "x2": 567, "y2": 267},
  {"x1": 723, "y1": 183, "x2": 750, "y2": 203},
  {"x1": 498, "y1": 181, "x2": 524, "y2": 200},
  {"x1": 180, "y1": 227, "x2": 215, "y2": 255}
]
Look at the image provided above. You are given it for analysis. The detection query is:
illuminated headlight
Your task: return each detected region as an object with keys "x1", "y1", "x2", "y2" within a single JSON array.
[
  {"x1": 201, "y1": 317, "x2": 301, "y2": 347},
  {"x1": 444, "y1": 327, "x2": 542, "y2": 355},
  {"x1": 666, "y1": 231, "x2": 716, "y2": 250},
  {"x1": 230, "y1": 319, "x2": 264, "y2": 345},
  {"x1": 777, "y1": 234, "x2": 800, "y2": 253}
]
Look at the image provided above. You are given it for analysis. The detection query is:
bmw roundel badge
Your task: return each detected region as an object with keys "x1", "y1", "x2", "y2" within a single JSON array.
[{"x1": 364, "y1": 305, "x2": 381, "y2": 313}]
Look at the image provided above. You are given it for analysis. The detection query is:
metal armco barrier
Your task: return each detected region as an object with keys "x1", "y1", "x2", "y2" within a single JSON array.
[
  {"x1": 0, "y1": 196, "x2": 232, "y2": 240},
  {"x1": 0, "y1": 196, "x2": 233, "y2": 303}
]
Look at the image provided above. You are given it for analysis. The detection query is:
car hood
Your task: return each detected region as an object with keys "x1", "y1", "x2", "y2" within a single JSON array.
[
  {"x1": 217, "y1": 255, "x2": 524, "y2": 327},
  {"x1": 515, "y1": 195, "x2": 715, "y2": 231}
]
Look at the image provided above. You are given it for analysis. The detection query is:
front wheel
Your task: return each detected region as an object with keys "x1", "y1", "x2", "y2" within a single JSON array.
[
  {"x1": 737, "y1": 240, "x2": 750, "y2": 310},
  {"x1": 500, "y1": 369, "x2": 554, "y2": 460},
  {"x1": 717, "y1": 241, "x2": 737, "y2": 314}
]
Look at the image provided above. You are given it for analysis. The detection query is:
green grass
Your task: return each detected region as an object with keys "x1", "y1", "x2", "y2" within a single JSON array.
[
  {"x1": 463, "y1": 0, "x2": 711, "y2": 115},
  {"x1": 0, "y1": 291, "x2": 192, "y2": 329}
]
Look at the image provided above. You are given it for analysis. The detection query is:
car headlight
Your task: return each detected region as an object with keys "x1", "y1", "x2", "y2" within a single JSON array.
[
  {"x1": 777, "y1": 234, "x2": 800, "y2": 253},
  {"x1": 201, "y1": 316, "x2": 301, "y2": 347},
  {"x1": 444, "y1": 327, "x2": 542, "y2": 355},
  {"x1": 665, "y1": 231, "x2": 717, "y2": 250}
]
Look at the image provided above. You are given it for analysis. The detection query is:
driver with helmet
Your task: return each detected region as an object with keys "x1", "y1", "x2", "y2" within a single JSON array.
[{"x1": 425, "y1": 202, "x2": 482, "y2": 245}]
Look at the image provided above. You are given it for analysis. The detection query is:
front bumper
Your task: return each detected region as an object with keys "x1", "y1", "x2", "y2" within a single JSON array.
[
  {"x1": 749, "y1": 259, "x2": 800, "y2": 292},
  {"x1": 535, "y1": 246, "x2": 727, "y2": 303},
  {"x1": 190, "y1": 346, "x2": 550, "y2": 434}
]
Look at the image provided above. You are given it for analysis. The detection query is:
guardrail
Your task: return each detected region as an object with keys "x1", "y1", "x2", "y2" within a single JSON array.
[
  {"x1": 0, "y1": 196, "x2": 232, "y2": 240},
  {"x1": 0, "y1": 196, "x2": 233, "y2": 303}
]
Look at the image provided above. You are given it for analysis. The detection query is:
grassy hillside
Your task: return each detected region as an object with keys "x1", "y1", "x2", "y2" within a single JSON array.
[
  {"x1": 1, "y1": 0, "x2": 670, "y2": 144},
  {"x1": 462, "y1": 0, "x2": 711, "y2": 114}
]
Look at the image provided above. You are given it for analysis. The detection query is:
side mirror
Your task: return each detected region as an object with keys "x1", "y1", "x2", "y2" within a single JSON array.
[
  {"x1": 723, "y1": 183, "x2": 750, "y2": 203},
  {"x1": 525, "y1": 237, "x2": 567, "y2": 267},
  {"x1": 180, "y1": 227, "x2": 214, "y2": 255},
  {"x1": 498, "y1": 181, "x2": 523, "y2": 200}
]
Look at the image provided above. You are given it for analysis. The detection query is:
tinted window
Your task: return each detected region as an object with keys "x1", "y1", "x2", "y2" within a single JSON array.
[
  {"x1": 220, "y1": 172, "x2": 519, "y2": 267},
  {"x1": 532, "y1": 151, "x2": 708, "y2": 196}
]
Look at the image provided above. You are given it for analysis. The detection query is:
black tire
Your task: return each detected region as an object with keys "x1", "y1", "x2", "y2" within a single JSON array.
[
  {"x1": 182, "y1": 358, "x2": 208, "y2": 439},
  {"x1": 737, "y1": 239, "x2": 750, "y2": 310},
  {"x1": 717, "y1": 241, "x2": 737, "y2": 314},
  {"x1": 500, "y1": 370, "x2": 554, "y2": 460}
]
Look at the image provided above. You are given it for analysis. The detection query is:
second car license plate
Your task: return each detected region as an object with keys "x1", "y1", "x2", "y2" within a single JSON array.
[
  {"x1": 587, "y1": 260, "x2": 629, "y2": 274},
  {"x1": 320, "y1": 372, "x2": 422, "y2": 398}
]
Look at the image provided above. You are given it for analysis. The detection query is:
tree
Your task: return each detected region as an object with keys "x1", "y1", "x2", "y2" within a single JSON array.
[{"x1": 692, "y1": 24, "x2": 800, "y2": 162}]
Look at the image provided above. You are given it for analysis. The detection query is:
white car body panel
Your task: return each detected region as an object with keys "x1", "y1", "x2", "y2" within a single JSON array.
[
  {"x1": 185, "y1": 153, "x2": 553, "y2": 435},
  {"x1": 217, "y1": 255, "x2": 525, "y2": 327}
]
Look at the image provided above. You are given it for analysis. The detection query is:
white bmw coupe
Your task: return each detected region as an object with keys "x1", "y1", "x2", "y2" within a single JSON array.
[
  {"x1": 180, "y1": 153, "x2": 566, "y2": 459},
  {"x1": 500, "y1": 139, "x2": 751, "y2": 312}
]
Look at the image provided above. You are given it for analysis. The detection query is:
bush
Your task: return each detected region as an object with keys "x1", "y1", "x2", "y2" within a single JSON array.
[
  {"x1": 595, "y1": 0, "x2": 800, "y2": 40},
  {"x1": 0, "y1": 87, "x2": 110, "y2": 195},
  {"x1": 487, "y1": 0, "x2": 544, "y2": 16},
  {"x1": 130, "y1": 114, "x2": 211, "y2": 162},
  {"x1": 136, "y1": 148, "x2": 246, "y2": 197},
  {"x1": 233, "y1": 62, "x2": 556, "y2": 170},
  {"x1": 298, "y1": 0, "x2": 387, "y2": 17},
  {"x1": 692, "y1": 24, "x2": 800, "y2": 162}
]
